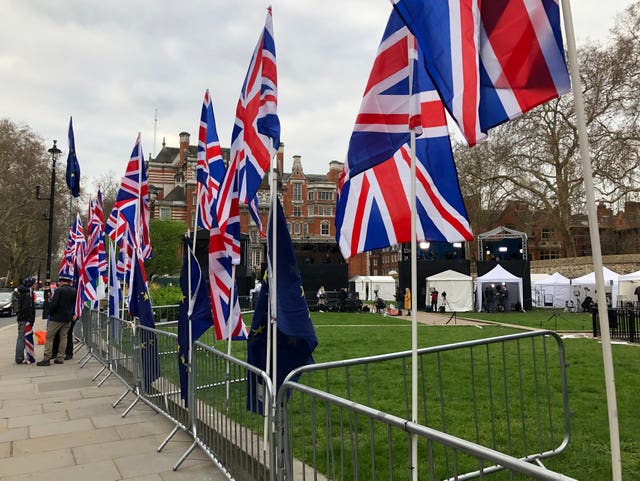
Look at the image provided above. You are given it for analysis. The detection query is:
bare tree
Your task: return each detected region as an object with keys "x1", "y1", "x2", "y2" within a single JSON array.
[{"x1": 0, "y1": 119, "x2": 69, "y2": 283}]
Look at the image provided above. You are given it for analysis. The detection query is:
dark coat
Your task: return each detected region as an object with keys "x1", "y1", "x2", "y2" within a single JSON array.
[
  {"x1": 15, "y1": 285, "x2": 35, "y2": 323},
  {"x1": 49, "y1": 284, "x2": 77, "y2": 322}
]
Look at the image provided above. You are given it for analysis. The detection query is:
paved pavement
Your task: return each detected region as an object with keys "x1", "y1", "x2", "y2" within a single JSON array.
[{"x1": 0, "y1": 317, "x2": 227, "y2": 481}]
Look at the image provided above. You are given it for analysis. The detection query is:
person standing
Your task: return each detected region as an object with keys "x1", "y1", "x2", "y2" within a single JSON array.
[
  {"x1": 14, "y1": 277, "x2": 36, "y2": 364},
  {"x1": 37, "y1": 275, "x2": 77, "y2": 366},
  {"x1": 404, "y1": 287, "x2": 411, "y2": 316},
  {"x1": 317, "y1": 285, "x2": 326, "y2": 306},
  {"x1": 430, "y1": 289, "x2": 439, "y2": 311}
]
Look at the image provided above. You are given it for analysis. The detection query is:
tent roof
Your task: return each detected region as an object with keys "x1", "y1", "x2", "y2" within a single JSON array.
[
  {"x1": 538, "y1": 272, "x2": 570, "y2": 285},
  {"x1": 618, "y1": 270, "x2": 640, "y2": 281},
  {"x1": 367, "y1": 276, "x2": 396, "y2": 282},
  {"x1": 349, "y1": 275, "x2": 395, "y2": 283},
  {"x1": 426, "y1": 269, "x2": 472, "y2": 281},
  {"x1": 477, "y1": 264, "x2": 522, "y2": 282},
  {"x1": 572, "y1": 267, "x2": 620, "y2": 284}
]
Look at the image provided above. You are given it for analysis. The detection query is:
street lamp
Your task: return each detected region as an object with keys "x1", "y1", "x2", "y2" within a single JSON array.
[{"x1": 37, "y1": 140, "x2": 62, "y2": 318}]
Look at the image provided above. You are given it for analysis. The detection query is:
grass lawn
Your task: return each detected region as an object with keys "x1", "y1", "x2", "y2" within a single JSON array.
[
  {"x1": 456, "y1": 308, "x2": 593, "y2": 331},
  {"x1": 164, "y1": 309, "x2": 637, "y2": 479},
  {"x1": 303, "y1": 311, "x2": 639, "y2": 480}
]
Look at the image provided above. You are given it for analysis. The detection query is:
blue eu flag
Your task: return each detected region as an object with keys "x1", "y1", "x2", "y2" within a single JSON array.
[
  {"x1": 178, "y1": 240, "x2": 212, "y2": 404},
  {"x1": 247, "y1": 198, "x2": 317, "y2": 413},
  {"x1": 66, "y1": 116, "x2": 81, "y2": 198},
  {"x1": 128, "y1": 252, "x2": 159, "y2": 391}
]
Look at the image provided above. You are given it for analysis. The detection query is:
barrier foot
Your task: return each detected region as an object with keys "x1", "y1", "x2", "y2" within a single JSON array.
[
  {"x1": 121, "y1": 394, "x2": 140, "y2": 417},
  {"x1": 113, "y1": 388, "x2": 131, "y2": 409},
  {"x1": 173, "y1": 440, "x2": 198, "y2": 471},
  {"x1": 91, "y1": 365, "x2": 106, "y2": 382},
  {"x1": 97, "y1": 369, "x2": 112, "y2": 387},
  {"x1": 158, "y1": 425, "x2": 180, "y2": 452},
  {"x1": 79, "y1": 352, "x2": 92, "y2": 368}
]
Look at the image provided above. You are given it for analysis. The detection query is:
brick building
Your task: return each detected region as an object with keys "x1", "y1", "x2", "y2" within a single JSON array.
[
  {"x1": 146, "y1": 133, "x2": 374, "y2": 280},
  {"x1": 483, "y1": 200, "x2": 640, "y2": 261}
]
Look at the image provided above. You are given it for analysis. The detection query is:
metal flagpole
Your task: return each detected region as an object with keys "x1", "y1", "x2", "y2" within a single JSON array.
[
  {"x1": 561, "y1": 2, "x2": 621, "y2": 479},
  {"x1": 407, "y1": 31, "x2": 419, "y2": 481},
  {"x1": 270, "y1": 160, "x2": 278, "y2": 401},
  {"x1": 226, "y1": 265, "x2": 238, "y2": 407}
]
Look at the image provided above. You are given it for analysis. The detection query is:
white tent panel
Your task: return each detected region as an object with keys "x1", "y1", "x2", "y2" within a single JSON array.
[
  {"x1": 617, "y1": 270, "x2": 640, "y2": 305},
  {"x1": 531, "y1": 273, "x2": 552, "y2": 307},
  {"x1": 534, "y1": 272, "x2": 572, "y2": 308},
  {"x1": 475, "y1": 264, "x2": 524, "y2": 311},
  {"x1": 350, "y1": 275, "x2": 396, "y2": 301},
  {"x1": 571, "y1": 267, "x2": 620, "y2": 308},
  {"x1": 425, "y1": 270, "x2": 474, "y2": 312}
]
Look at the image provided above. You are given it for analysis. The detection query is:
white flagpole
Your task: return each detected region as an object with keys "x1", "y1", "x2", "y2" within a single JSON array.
[
  {"x1": 270, "y1": 161, "x2": 279, "y2": 398},
  {"x1": 407, "y1": 31, "x2": 419, "y2": 481},
  {"x1": 225, "y1": 265, "x2": 238, "y2": 407},
  {"x1": 561, "y1": 2, "x2": 621, "y2": 479}
]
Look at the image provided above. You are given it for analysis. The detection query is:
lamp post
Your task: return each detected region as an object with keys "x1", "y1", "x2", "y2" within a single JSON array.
[{"x1": 40, "y1": 140, "x2": 61, "y2": 318}]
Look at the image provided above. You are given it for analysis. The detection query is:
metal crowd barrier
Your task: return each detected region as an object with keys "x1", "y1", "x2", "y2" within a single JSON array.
[
  {"x1": 592, "y1": 306, "x2": 639, "y2": 343},
  {"x1": 78, "y1": 308, "x2": 276, "y2": 481},
  {"x1": 278, "y1": 330, "x2": 571, "y2": 481},
  {"x1": 78, "y1": 308, "x2": 573, "y2": 481}
]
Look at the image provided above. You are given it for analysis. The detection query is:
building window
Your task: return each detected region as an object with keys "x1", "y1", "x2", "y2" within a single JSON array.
[
  {"x1": 293, "y1": 182, "x2": 302, "y2": 201},
  {"x1": 541, "y1": 228, "x2": 554, "y2": 240},
  {"x1": 303, "y1": 223, "x2": 309, "y2": 236},
  {"x1": 327, "y1": 207, "x2": 332, "y2": 216},
  {"x1": 293, "y1": 206, "x2": 302, "y2": 217},
  {"x1": 539, "y1": 249, "x2": 561, "y2": 260},
  {"x1": 373, "y1": 259, "x2": 378, "y2": 266},
  {"x1": 250, "y1": 229, "x2": 258, "y2": 243},
  {"x1": 308, "y1": 191, "x2": 314, "y2": 201},
  {"x1": 318, "y1": 206, "x2": 325, "y2": 216},
  {"x1": 318, "y1": 191, "x2": 333, "y2": 201},
  {"x1": 294, "y1": 223, "x2": 301, "y2": 235},
  {"x1": 252, "y1": 249, "x2": 262, "y2": 268},
  {"x1": 287, "y1": 222, "x2": 291, "y2": 233},
  {"x1": 308, "y1": 206, "x2": 314, "y2": 216},
  {"x1": 321, "y1": 221, "x2": 330, "y2": 236},
  {"x1": 159, "y1": 207, "x2": 170, "y2": 220}
]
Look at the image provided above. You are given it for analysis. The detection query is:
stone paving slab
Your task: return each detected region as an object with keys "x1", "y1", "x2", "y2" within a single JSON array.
[
  {"x1": 2, "y1": 459, "x2": 122, "y2": 481},
  {"x1": 11, "y1": 426, "x2": 121, "y2": 456},
  {"x1": 0, "y1": 323, "x2": 228, "y2": 481},
  {"x1": 0, "y1": 448, "x2": 75, "y2": 477}
]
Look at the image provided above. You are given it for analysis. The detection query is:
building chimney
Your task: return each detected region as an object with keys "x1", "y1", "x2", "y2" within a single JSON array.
[
  {"x1": 179, "y1": 131, "x2": 190, "y2": 166},
  {"x1": 276, "y1": 142, "x2": 285, "y2": 176}
]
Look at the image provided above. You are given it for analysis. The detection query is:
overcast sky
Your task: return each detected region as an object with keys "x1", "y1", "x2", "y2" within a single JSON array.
[{"x1": 0, "y1": 0, "x2": 634, "y2": 192}]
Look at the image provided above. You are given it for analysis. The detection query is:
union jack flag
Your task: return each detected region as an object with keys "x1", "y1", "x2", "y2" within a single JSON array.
[
  {"x1": 24, "y1": 321, "x2": 36, "y2": 363},
  {"x1": 105, "y1": 133, "x2": 152, "y2": 260},
  {"x1": 196, "y1": 89, "x2": 226, "y2": 230},
  {"x1": 58, "y1": 225, "x2": 76, "y2": 280},
  {"x1": 336, "y1": 9, "x2": 472, "y2": 259},
  {"x1": 73, "y1": 219, "x2": 87, "y2": 319},
  {"x1": 208, "y1": 223, "x2": 248, "y2": 341},
  {"x1": 392, "y1": 0, "x2": 571, "y2": 146},
  {"x1": 81, "y1": 193, "x2": 107, "y2": 304},
  {"x1": 219, "y1": 5, "x2": 280, "y2": 246}
]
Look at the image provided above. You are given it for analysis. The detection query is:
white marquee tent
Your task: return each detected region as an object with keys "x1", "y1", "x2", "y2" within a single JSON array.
[
  {"x1": 531, "y1": 273, "x2": 551, "y2": 307},
  {"x1": 350, "y1": 275, "x2": 396, "y2": 301},
  {"x1": 616, "y1": 270, "x2": 640, "y2": 305},
  {"x1": 571, "y1": 267, "x2": 620, "y2": 308},
  {"x1": 475, "y1": 264, "x2": 524, "y2": 311},
  {"x1": 425, "y1": 270, "x2": 474, "y2": 312},
  {"x1": 534, "y1": 272, "x2": 572, "y2": 308}
]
